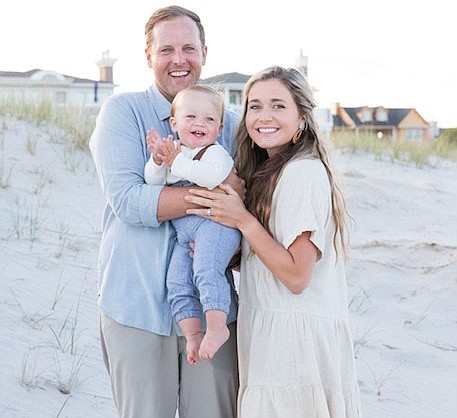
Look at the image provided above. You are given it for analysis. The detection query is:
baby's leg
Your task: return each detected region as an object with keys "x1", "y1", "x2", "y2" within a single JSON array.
[
  {"x1": 192, "y1": 221, "x2": 240, "y2": 360},
  {"x1": 179, "y1": 317, "x2": 203, "y2": 365},
  {"x1": 199, "y1": 310, "x2": 230, "y2": 361}
]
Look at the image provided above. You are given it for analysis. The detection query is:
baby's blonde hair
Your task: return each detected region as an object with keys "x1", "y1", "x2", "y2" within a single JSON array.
[{"x1": 170, "y1": 85, "x2": 225, "y2": 124}]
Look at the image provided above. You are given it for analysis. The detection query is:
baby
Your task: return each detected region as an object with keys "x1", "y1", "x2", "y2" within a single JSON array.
[{"x1": 144, "y1": 85, "x2": 240, "y2": 364}]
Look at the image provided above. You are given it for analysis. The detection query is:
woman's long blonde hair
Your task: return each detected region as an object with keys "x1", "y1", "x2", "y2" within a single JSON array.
[{"x1": 235, "y1": 66, "x2": 350, "y2": 258}]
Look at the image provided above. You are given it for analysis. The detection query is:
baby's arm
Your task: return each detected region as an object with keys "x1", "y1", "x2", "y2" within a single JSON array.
[
  {"x1": 171, "y1": 145, "x2": 233, "y2": 190},
  {"x1": 147, "y1": 129, "x2": 177, "y2": 164},
  {"x1": 144, "y1": 129, "x2": 173, "y2": 185}
]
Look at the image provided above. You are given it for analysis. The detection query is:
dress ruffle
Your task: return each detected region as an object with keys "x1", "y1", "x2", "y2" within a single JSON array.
[{"x1": 237, "y1": 304, "x2": 362, "y2": 418}]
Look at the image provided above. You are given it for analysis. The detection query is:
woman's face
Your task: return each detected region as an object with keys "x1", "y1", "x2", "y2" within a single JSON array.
[{"x1": 245, "y1": 79, "x2": 302, "y2": 157}]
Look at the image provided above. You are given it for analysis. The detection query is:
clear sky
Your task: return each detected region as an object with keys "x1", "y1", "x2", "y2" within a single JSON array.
[{"x1": 2, "y1": 0, "x2": 456, "y2": 127}]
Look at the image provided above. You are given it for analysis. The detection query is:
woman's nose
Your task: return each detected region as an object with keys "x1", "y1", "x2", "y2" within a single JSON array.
[{"x1": 258, "y1": 108, "x2": 273, "y2": 121}]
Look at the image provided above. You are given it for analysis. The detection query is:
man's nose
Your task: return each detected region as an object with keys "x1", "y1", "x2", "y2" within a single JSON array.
[{"x1": 172, "y1": 50, "x2": 186, "y2": 65}]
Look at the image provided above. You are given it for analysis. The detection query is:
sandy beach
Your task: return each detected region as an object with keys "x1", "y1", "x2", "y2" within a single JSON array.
[{"x1": 1, "y1": 117, "x2": 456, "y2": 417}]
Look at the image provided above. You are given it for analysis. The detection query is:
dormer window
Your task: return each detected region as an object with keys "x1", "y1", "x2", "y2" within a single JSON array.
[
  {"x1": 376, "y1": 108, "x2": 388, "y2": 122},
  {"x1": 31, "y1": 70, "x2": 66, "y2": 82},
  {"x1": 360, "y1": 108, "x2": 372, "y2": 122}
]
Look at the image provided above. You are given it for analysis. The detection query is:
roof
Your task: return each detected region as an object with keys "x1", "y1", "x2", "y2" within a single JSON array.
[
  {"x1": 336, "y1": 106, "x2": 413, "y2": 127},
  {"x1": 0, "y1": 69, "x2": 108, "y2": 84},
  {"x1": 201, "y1": 72, "x2": 251, "y2": 84}
]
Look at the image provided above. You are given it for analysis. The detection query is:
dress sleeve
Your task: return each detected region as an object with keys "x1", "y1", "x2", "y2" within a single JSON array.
[{"x1": 269, "y1": 159, "x2": 331, "y2": 258}]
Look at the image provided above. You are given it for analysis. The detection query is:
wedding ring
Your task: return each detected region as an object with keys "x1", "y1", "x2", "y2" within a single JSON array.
[{"x1": 207, "y1": 208, "x2": 212, "y2": 216}]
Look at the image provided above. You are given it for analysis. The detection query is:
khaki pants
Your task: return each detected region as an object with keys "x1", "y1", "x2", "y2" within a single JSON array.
[{"x1": 100, "y1": 313, "x2": 239, "y2": 418}]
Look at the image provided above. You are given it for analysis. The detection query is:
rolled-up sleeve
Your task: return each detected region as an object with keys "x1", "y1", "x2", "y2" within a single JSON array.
[{"x1": 90, "y1": 94, "x2": 162, "y2": 228}]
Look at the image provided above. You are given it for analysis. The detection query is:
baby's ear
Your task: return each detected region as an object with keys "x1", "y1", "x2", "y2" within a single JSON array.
[{"x1": 169, "y1": 117, "x2": 178, "y2": 133}]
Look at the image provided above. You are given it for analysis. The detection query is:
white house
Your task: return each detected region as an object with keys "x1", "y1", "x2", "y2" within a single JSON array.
[
  {"x1": 201, "y1": 72, "x2": 250, "y2": 115},
  {"x1": 0, "y1": 51, "x2": 116, "y2": 109}
]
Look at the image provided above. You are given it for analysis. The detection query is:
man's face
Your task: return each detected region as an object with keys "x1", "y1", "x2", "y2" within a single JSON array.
[{"x1": 145, "y1": 16, "x2": 207, "y2": 102}]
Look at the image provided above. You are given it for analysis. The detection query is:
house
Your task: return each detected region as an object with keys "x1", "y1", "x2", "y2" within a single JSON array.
[
  {"x1": 332, "y1": 103, "x2": 435, "y2": 142},
  {"x1": 0, "y1": 51, "x2": 116, "y2": 110},
  {"x1": 201, "y1": 72, "x2": 251, "y2": 115}
]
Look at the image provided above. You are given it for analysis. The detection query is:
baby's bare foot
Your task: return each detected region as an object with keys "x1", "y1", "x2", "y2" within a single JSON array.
[
  {"x1": 186, "y1": 332, "x2": 203, "y2": 365},
  {"x1": 198, "y1": 326, "x2": 230, "y2": 361}
]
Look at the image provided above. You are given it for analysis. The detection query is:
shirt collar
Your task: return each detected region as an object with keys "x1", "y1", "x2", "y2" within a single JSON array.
[{"x1": 146, "y1": 84, "x2": 172, "y2": 122}]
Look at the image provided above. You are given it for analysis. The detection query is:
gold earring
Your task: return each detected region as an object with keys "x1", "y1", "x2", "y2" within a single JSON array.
[{"x1": 251, "y1": 139, "x2": 255, "y2": 149}]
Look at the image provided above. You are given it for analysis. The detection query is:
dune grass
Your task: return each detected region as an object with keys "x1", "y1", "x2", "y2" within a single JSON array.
[
  {"x1": 331, "y1": 130, "x2": 457, "y2": 168},
  {"x1": 0, "y1": 97, "x2": 96, "y2": 150},
  {"x1": 2, "y1": 97, "x2": 456, "y2": 168}
]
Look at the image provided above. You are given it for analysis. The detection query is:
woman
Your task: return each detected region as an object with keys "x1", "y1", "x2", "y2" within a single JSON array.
[{"x1": 186, "y1": 66, "x2": 362, "y2": 417}]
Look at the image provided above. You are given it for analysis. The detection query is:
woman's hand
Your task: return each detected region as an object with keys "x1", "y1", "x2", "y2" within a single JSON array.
[{"x1": 185, "y1": 183, "x2": 253, "y2": 230}]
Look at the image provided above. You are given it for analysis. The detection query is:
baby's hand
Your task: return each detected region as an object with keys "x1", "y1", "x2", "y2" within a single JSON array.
[
  {"x1": 158, "y1": 137, "x2": 181, "y2": 166},
  {"x1": 147, "y1": 129, "x2": 173, "y2": 165}
]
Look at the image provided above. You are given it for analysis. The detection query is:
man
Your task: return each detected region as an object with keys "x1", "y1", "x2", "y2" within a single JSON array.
[{"x1": 89, "y1": 6, "x2": 243, "y2": 418}]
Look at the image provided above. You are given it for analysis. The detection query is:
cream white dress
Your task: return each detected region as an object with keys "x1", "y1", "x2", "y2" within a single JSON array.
[{"x1": 237, "y1": 158, "x2": 362, "y2": 418}]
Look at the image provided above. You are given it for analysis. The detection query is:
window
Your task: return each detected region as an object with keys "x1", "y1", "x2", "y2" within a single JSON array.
[
  {"x1": 229, "y1": 90, "x2": 242, "y2": 106},
  {"x1": 376, "y1": 109, "x2": 388, "y2": 122},
  {"x1": 360, "y1": 109, "x2": 372, "y2": 122},
  {"x1": 405, "y1": 129, "x2": 423, "y2": 141}
]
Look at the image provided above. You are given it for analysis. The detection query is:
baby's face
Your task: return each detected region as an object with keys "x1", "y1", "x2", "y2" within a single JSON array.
[{"x1": 170, "y1": 90, "x2": 223, "y2": 149}]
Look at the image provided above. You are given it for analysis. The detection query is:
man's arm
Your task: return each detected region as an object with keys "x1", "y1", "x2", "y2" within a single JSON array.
[{"x1": 157, "y1": 185, "x2": 197, "y2": 222}]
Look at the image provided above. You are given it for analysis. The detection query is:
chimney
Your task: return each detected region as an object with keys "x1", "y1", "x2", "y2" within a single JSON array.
[
  {"x1": 295, "y1": 49, "x2": 308, "y2": 76},
  {"x1": 331, "y1": 102, "x2": 341, "y2": 116},
  {"x1": 96, "y1": 50, "x2": 117, "y2": 83}
]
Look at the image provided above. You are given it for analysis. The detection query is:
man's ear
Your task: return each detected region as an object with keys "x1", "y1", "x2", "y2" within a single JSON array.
[
  {"x1": 145, "y1": 48, "x2": 153, "y2": 69},
  {"x1": 201, "y1": 45, "x2": 208, "y2": 66}
]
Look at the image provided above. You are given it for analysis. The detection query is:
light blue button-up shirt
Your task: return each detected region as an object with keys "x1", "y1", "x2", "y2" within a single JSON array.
[{"x1": 89, "y1": 84, "x2": 240, "y2": 335}]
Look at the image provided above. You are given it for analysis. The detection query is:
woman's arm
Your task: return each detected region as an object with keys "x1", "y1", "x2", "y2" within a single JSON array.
[{"x1": 185, "y1": 184, "x2": 317, "y2": 294}]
